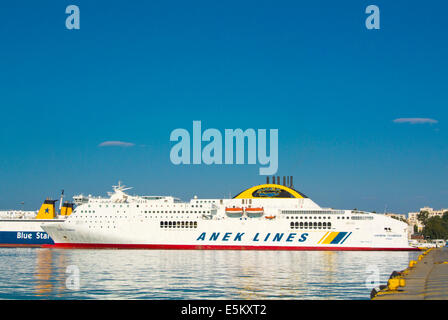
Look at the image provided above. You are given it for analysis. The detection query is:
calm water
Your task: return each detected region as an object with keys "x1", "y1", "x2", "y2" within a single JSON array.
[{"x1": 0, "y1": 248, "x2": 419, "y2": 300}]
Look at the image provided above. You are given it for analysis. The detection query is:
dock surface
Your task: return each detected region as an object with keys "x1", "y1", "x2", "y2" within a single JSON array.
[{"x1": 373, "y1": 247, "x2": 448, "y2": 300}]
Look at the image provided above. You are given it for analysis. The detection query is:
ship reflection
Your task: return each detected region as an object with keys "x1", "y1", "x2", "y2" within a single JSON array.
[{"x1": 33, "y1": 249, "x2": 68, "y2": 298}]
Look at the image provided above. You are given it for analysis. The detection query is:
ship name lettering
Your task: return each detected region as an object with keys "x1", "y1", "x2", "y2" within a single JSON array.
[
  {"x1": 196, "y1": 232, "x2": 309, "y2": 243},
  {"x1": 17, "y1": 232, "x2": 32, "y2": 239},
  {"x1": 272, "y1": 233, "x2": 284, "y2": 241},
  {"x1": 234, "y1": 232, "x2": 244, "y2": 241},
  {"x1": 286, "y1": 233, "x2": 296, "y2": 242},
  {"x1": 222, "y1": 232, "x2": 232, "y2": 241},
  {"x1": 36, "y1": 232, "x2": 50, "y2": 240}
]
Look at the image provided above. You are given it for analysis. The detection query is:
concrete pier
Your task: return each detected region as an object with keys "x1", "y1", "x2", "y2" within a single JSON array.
[{"x1": 372, "y1": 247, "x2": 448, "y2": 300}]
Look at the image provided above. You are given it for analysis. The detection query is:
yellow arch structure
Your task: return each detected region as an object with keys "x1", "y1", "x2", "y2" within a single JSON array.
[{"x1": 233, "y1": 184, "x2": 307, "y2": 199}]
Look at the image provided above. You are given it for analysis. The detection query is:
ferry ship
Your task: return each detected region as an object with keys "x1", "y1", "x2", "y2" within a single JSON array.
[
  {"x1": 0, "y1": 193, "x2": 74, "y2": 247},
  {"x1": 42, "y1": 178, "x2": 418, "y2": 251}
]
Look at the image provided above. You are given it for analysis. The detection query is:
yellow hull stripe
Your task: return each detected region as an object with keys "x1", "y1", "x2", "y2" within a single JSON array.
[
  {"x1": 317, "y1": 232, "x2": 329, "y2": 244},
  {"x1": 321, "y1": 232, "x2": 339, "y2": 245}
]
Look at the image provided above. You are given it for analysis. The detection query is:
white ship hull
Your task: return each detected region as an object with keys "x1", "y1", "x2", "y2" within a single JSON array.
[
  {"x1": 43, "y1": 218, "x2": 414, "y2": 251},
  {"x1": 42, "y1": 181, "x2": 417, "y2": 251}
]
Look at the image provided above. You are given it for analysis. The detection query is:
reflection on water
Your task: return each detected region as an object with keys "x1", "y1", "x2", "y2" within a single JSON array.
[{"x1": 0, "y1": 248, "x2": 419, "y2": 300}]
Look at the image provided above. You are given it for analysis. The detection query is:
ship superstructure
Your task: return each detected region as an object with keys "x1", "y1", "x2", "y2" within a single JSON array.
[{"x1": 42, "y1": 179, "x2": 417, "y2": 251}]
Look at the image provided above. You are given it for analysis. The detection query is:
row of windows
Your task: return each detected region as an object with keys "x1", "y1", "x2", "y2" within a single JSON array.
[
  {"x1": 286, "y1": 215, "x2": 353, "y2": 220},
  {"x1": 351, "y1": 216, "x2": 374, "y2": 220},
  {"x1": 85, "y1": 204, "x2": 207, "y2": 209},
  {"x1": 160, "y1": 221, "x2": 198, "y2": 229},
  {"x1": 143, "y1": 210, "x2": 208, "y2": 214},
  {"x1": 290, "y1": 221, "x2": 332, "y2": 229},
  {"x1": 79, "y1": 210, "x2": 207, "y2": 215},
  {"x1": 286, "y1": 216, "x2": 331, "y2": 220},
  {"x1": 282, "y1": 210, "x2": 345, "y2": 215}
]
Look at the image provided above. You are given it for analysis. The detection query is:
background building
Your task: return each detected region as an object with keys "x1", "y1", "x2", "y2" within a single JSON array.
[{"x1": 407, "y1": 207, "x2": 448, "y2": 234}]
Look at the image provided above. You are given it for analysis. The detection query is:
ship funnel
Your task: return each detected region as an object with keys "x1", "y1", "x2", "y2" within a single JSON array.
[
  {"x1": 36, "y1": 198, "x2": 57, "y2": 220},
  {"x1": 60, "y1": 202, "x2": 74, "y2": 216}
]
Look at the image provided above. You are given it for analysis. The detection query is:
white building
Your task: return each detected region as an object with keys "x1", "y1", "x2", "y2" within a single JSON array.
[{"x1": 408, "y1": 207, "x2": 448, "y2": 233}]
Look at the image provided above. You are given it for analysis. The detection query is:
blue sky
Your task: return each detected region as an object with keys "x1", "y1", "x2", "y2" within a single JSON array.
[{"x1": 0, "y1": 0, "x2": 447, "y2": 214}]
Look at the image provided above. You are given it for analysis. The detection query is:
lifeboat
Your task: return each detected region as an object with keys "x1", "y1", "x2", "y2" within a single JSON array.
[
  {"x1": 265, "y1": 215, "x2": 276, "y2": 220},
  {"x1": 245, "y1": 207, "x2": 264, "y2": 214},
  {"x1": 225, "y1": 207, "x2": 244, "y2": 217},
  {"x1": 245, "y1": 207, "x2": 264, "y2": 218}
]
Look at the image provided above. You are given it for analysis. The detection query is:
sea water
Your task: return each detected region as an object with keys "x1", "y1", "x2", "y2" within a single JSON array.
[{"x1": 0, "y1": 248, "x2": 419, "y2": 300}]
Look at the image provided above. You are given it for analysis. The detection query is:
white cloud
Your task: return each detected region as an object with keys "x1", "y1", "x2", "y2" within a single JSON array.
[
  {"x1": 98, "y1": 141, "x2": 135, "y2": 147},
  {"x1": 393, "y1": 118, "x2": 438, "y2": 124}
]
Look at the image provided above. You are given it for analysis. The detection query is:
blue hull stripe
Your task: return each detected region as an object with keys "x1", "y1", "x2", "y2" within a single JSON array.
[
  {"x1": 340, "y1": 232, "x2": 352, "y2": 244},
  {"x1": 0, "y1": 231, "x2": 54, "y2": 245},
  {"x1": 330, "y1": 232, "x2": 348, "y2": 244}
]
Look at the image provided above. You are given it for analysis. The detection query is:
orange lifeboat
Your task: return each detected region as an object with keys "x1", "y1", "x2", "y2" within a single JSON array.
[
  {"x1": 265, "y1": 215, "x2": 276, "y2": 220},
  {"x1": 225, "y1": 207, "x2": 244, "y2": 216},
  {"x1": 245, "y1": 207, "x2": 264, "y2": 217}
]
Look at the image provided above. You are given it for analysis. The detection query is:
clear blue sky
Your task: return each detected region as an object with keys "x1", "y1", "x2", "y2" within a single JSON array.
[{"x1": 0, "y1": 0, "x2": 447, "y2": 214}]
